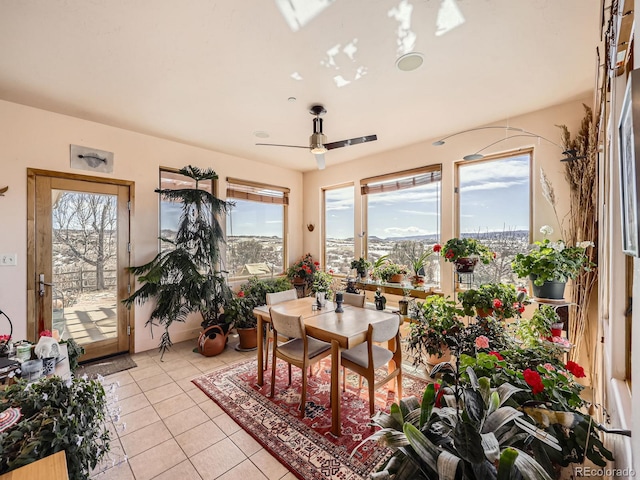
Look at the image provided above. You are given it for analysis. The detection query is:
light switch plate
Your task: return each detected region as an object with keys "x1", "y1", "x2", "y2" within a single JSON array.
[{"x1": 0, "y1": 254, "x2": 17, "y2": 266}]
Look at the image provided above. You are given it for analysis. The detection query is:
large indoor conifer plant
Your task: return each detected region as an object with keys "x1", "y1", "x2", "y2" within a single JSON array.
[{"x1": 124, "y1": 166, "x2": 232, "y2": 356}]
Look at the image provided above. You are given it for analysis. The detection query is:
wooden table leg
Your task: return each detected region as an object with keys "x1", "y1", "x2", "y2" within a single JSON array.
[
  {"x1": 330, "y1": 339, "x2": 341, "y2": 437},
  {"x1": 256, "y1": 314, "x2": 264, "y2": 386}
]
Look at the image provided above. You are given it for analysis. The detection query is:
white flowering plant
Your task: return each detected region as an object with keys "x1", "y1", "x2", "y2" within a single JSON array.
[{"x1": 511, "y1": 226, "x2": 594, "y2": 285}]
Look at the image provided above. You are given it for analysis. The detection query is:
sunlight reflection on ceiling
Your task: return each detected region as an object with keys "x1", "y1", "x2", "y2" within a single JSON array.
[
  {"x1": 388, "y1": 0, "x2": 416, "y2": 55},
  {"x1": 275, "y1": 0, "x2": 335, "y2": 32},
  {"x1": 436, "y1": 0, "x2": 465, "y2": 36}
]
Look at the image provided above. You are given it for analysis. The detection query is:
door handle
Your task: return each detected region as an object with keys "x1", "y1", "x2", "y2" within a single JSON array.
[{"x1": 39, "y1": 273, "x2": 54, "y2": 297}]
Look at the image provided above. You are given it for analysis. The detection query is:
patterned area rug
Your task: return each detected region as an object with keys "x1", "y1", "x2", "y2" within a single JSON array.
[{"x1": 193, "y1": 358, "x2": 429, "y2": 480}]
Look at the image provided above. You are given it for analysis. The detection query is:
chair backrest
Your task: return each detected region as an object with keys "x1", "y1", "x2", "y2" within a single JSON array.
[
  {"x1": 266, "y1": 289, "x2": 298, "y2": 306},
  {"x1": 342, "y1": 292, "x2": 365, "y2": 308},
  {"x1": 269, "y1": 308, "x2": 305, "y2": 339},
  {"x1": 371, "y1": 315, "x2": 401, "y2": 343}
]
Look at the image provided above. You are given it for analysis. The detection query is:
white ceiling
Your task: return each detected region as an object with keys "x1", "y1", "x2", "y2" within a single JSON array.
[{"x1": 0, "y1": 0, "x2": 599, "y2": 172}]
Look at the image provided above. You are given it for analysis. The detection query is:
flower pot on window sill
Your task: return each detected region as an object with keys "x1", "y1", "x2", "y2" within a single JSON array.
[
  {"x1": 551, "y1": 322, "x2": 564, "y2": 337},
  {"x1": 389, "y1": 274, "x2": 405, "y2": 283},
  {"x1": 476, "y1": 307, "x2": 493, "y2": 318}
]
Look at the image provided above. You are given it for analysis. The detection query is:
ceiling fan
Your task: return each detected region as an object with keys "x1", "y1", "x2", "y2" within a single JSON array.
[{"x1": 256, "y1": 104, "x2": 377, "y2": 170}]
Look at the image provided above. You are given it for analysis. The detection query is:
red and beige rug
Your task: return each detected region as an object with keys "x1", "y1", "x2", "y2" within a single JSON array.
[{"x1": 193, "y1": 358, "x2": 429, "y2": 480}]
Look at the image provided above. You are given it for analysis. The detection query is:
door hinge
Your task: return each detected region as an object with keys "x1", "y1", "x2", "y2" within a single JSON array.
[
  {"x1": 127, "y1": 242, "x2": 131, "y2": 253},
  {"x1": 127, "y1": 325, "x2": 131, "y2": 336},
  {"x1": 454, "y1": 187, "x2": 459, "y2": 194},
  {"x1": 127, "y1": 201, "x2": 131, "y2": 211},
  {"x1": 127, "y1": 284, "x2": 131, "y2": 294}
]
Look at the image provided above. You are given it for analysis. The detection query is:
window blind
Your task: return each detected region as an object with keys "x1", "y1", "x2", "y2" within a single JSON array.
[
  {"x1": 360, "y1": 165, "x2": 442, "y2": 195},
  {"x1": 226, "y1": 178, "x2": 289, "y2": 205}
]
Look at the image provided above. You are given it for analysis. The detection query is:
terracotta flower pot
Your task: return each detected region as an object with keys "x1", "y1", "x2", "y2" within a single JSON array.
[
  {"x1": 236, "y1": 327, "x2": 258, "y2": 350},
  {"x1": 389, "y1": 273, "x2": 405, "y2": 283},
  {"x1": 425, "y1": 345, "x2": 452, "y2": 366},
  {"x1": 476, "y1": 307, "x2": 493, "y2": 318}
]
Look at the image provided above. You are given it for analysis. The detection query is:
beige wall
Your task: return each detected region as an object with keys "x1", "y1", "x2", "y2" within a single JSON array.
[
  {"x1": 0, "y1": 99, "x2": 304, "y2": 352},
  {"x1": 302, "y1": 98, "x2": 587, "y2": 299}
]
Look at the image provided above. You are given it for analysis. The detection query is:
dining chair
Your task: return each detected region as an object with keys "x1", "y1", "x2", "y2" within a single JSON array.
[
  {"x1": 269, "y1": 308, "x2": 331, "y2": 416},
  {"x1": 342, "y1": 292, "x2": 366, "y2": 308},
  {"x1": 341, "y1": 314, "x2": 402, "y2": 416},
  {"x1": 264, "y1": 289, "x2": 299, "y2": 370}
]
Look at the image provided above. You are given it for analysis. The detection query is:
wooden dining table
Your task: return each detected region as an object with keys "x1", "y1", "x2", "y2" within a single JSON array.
[{"x1": 253, "y1": 296, "x2": 400, "y2": 436}]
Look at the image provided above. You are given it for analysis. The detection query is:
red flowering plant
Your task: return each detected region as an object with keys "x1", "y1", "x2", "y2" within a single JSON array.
[
  {"x1": 433, "y1": 237, "x2": 494, "y2": 264},
  {"x1": 286, "y1": 253, "x2": 319, "y2": 290},
  {"x1": 222, "y1": 290, "x2": 255, "y2": 329}
]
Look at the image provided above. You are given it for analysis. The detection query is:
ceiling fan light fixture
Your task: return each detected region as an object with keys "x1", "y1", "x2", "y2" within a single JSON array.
[
  {"x1": 396, "y1": 52, "x2": 424, "y2": 72},
  {"x1": 311, "y1": 145, "x2": 327, "y2": 154},
  {"x1": 310, "y1": 132, "x2": 327, "y2": 153}
]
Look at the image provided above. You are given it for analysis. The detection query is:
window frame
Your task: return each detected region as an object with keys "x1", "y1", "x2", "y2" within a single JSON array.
[{"x1": 225, "y1": 177, "x2": 289, "y2": 280}]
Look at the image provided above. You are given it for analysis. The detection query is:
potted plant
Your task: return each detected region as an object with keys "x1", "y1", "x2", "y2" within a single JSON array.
[
  {"x1": 286, "y1": 253, "x2": 319, "y2": 293},
  {"x1": 405, "y1": 248, "x2": 433, "y2": 286},
  {"x1": 124, "y1": 166, "x2": 232, "y2": 357},
  {"x1": 312, "y1": 270, "x2": 334, "y2": 305},
  {"x1": 515, "y1": 304, "x2": 560, "y2": 347},
  {"x1": 223, "y1": 290, "x2": 256, "y2": 350},
  {"x1": 434, "y1": 237, "x2": 494, "y2": 273},
  {"x1": 349, "y1": 257, "x2": 371, "y2": 280},
  {"x1": 511, "y1": 226, "x2": 594, "y2": 299},
  {"x1": 458, "y1": 282, "x2": 529, "y2": 319},
  {"x1": 406, "y1": 295, "x2": 464, "y2": 366},
  {"x1": 373, "y1": 260, "x2": 408, "y2": 283}
]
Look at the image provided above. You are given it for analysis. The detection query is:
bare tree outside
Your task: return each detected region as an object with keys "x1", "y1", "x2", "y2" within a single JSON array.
[{"x1": 52, "y1": 192, "x2": 117, "y2": 292}]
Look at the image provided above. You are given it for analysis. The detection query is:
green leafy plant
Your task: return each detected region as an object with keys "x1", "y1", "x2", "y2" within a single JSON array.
[
  {"x1": 406, "y1": 248, "x2": 433, "y2": 277},
  {"x1": 0, "y1": 376, "x2": 111, "y2": 479},
  {"x1": 311, "y1": 270, "x2": 333, "y2": 295},
  {"x1": 514, "y1": 305, "x2": 560, "y2": 347},
  {"x1": 511, "y1": 237, "x2": 593, "y2": 285},
  {"x1": 226, "y1": 276, "x2": 293, "y2": 329},
  {"x1": 349, "y1": 257, "x2": 371, "y2": 276},
  {"x1": 61, "y1": 338, "x2": 85, "y2": 372},
  {"x1": 434, "y1": 237, "x2": 494, "y2": 264},
  {"x1": 223, "y1": 291, "x2": 254, "y2": 329},
  {"x1": 123, "y1": 166, "x2": 232, "y2": 356},
  {"x1": 373, "y1": 260, "x2": 408, "y2": 282},
  {"x1": 406, "y1": 295, "x2": 464, "y2": 362},
  {"x1": 458, "y1": 283, "x2": 529, "y2": 319}
]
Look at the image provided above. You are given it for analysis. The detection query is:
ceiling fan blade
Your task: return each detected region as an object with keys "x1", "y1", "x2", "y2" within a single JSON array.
[
  {"x1": 314, "y1": 153, "x2": 326, "y2": 170},
  {"x1": 255, "y1": 143, "x2": 310, "y2": 149},
  {"x1": 325, "y1": 134, "x2": 377, "y2": 150}
]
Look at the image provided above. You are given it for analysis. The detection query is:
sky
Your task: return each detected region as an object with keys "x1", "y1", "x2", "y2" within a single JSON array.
[{"x1": 160, "y1": 153, "x2": 529, "y2": 240}]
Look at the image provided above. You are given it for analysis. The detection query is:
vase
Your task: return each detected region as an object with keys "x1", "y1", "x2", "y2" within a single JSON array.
[
  {"x1": 530, "y1": 275, "x2": 566, "y2": 299},
  {"x1": 293, "y1": 276, "x2": 305, "y2": 285},
  {"x1": 454, "y1": 257, "x2": 478, "y2": 273},
  {"x1": 236, "y1": 327, "x2": 258, "y2": 351},
  {"x1": 316, "y1": 291, "x2": 326, "y2": 307},
  {"x1": 426, "y1": 345, "x2": 452, "y2": 366}
]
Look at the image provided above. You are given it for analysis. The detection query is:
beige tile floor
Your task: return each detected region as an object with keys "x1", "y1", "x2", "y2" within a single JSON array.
[{"x1": 91, "y1": 336, "x2": 297, "y2": 480}]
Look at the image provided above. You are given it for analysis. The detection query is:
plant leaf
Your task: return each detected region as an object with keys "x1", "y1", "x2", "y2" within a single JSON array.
[
  {"x1": 482, "y1": 406, "x2": 523, "y2": 433},
  {"x1": 420, "y1": 384, "x2": 436, "y2": 429},
  {"x1": 403, "y1": 423, "x2": 440, "y2": 473},
  {"x1": 513, "y1": 417, "x2": 561, "y2": 451},
  {"x1": 481, "y1": 432, "x2": 500, "y2": 463},
  {"x1": 511, "y1": 447, "x2": 554, "y2": 480},
  {"x1": 436, "y1": 450, "x2": 461, "y2": 480},
  {"x1": 454, "y1": 420, "x2": 485, "y2": 464},
  {"x1": 497, "y1": 447, "x2": 518, "y2": 480}
]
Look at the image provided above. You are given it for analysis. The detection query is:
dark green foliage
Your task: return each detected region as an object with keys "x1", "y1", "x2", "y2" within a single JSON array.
[
  {"x1": 61, "y1": 338, "x2": 85, "y2": 372},
  {"x1": 0, "y1": 377, "x2": 110, "y2": 479},
  {"x1": 123, "y1": 166, "x2": 232, "y2": 357}
]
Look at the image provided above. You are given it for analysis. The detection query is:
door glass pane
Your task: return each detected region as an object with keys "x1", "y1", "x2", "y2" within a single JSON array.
[{"x1": 51, "y1": 190, "x2": 118, "y2": 345}]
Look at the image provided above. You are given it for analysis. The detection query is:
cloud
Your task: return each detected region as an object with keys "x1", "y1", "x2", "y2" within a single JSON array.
[{"x1": 383, "y1": 225, "x2": 433, "y2": 236}]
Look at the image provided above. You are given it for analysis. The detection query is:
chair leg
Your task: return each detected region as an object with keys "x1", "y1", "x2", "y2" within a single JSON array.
[
  {"x1": 397, "y1": 371, "x2": 403, "y2": 402},
  {"x1": 342, "y1": 366, "x2": 346, "y2": 392},
  {"x1": 270, "y1": 350, "x2": 277, "y2": 398},
  {"x1": 300, "y1": 363, "x2": 307, "y2": 417},
  {"x1": 368, "y1": 378, "x2": 376, "y2": 416},
  {"x1": 288, "y1": 363, "x2": 292, "y2": 385},
  {"x1": 264, "y1": 328, "x2": 272, "y2": 371}
]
